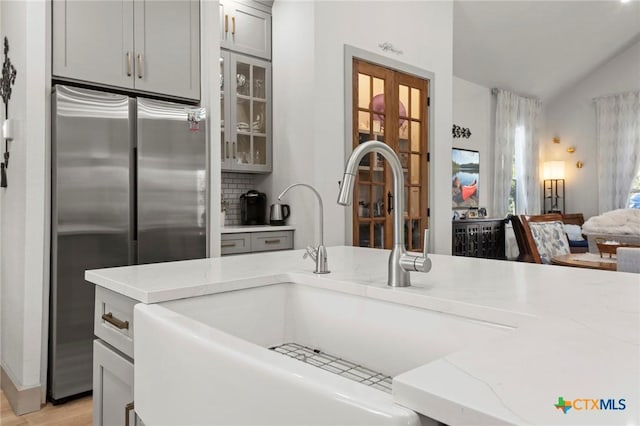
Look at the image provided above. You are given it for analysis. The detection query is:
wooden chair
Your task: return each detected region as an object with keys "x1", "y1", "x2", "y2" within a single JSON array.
[
  {"x1": 519, "y1": 214, "x2": 567, "y2": 264},
  {"x1": 561, "y1": 213, "x2": 585, "y2": 226},
  {"x1": 508, "y1": 215, "x2": 534, "y2": 263}
]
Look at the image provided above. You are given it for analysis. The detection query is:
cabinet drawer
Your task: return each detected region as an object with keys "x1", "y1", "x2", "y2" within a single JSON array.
[
  {"x1": 221, "y1": 233, "x2": 251, "y2": 255},
  {"x1": 251, "y1": 231, "x2": 293, "y2": 252},
  {"x1": 95, "y1": 287, "x2": 137, "y2": 359}
]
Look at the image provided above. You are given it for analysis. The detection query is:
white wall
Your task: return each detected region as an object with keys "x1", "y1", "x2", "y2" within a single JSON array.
[
  {"x1": 544, "y1": 39, "x2": 640, "y2": 219},
  {"x1": 452, "y1": 77, "x2": 493, "y2": 214},
  {"x1": 256, "y1": 0, "x2": 317, "y2": 249},
  {"x1": 262, "y1": 0, "x2": 454, "y2": 254},
  {"x1": 0, "y1": 0, "x2": 49, "y2": 402}
]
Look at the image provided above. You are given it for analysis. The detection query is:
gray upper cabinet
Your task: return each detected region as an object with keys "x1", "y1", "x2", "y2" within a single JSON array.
[
  {"x1": 53, "y1": 0, "x2": 200, "y2": 101},
  {"x1": 53, "y1": 1, "x2": 134, "y2": 89},
  {"x1": 219, "y1": 0, "x2": 271, "y2": 60},
  {"x1": 133, "y1": 0, "x2": 200, "y2": 100},
  {"x1": 220, "y1": 51, "x2": 272, "y2": 173}
]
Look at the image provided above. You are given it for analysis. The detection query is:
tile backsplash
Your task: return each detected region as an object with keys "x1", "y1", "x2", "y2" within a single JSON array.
[{"x1": 222, "y1": 172, "x2": 257, "y2": 226}]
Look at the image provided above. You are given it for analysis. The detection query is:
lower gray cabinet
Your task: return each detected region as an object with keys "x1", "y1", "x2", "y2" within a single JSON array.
[
  {"x1": 221, "y1": 230, "x2": 293, "y2": 255},
  {"x1": 93, "y1": 340, "x2": 139, "y2": 426},
  {"x1": 221, "y1": 233, "x2": 252, "y2": 255},
  {"x1": 93, "y1": 288, "x2": 145, "y2": 426}
]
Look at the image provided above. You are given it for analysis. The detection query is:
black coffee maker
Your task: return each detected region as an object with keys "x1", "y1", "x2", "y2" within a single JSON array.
[{"x1": 240, "y1": 190, "x2": 267, "y2": 225}]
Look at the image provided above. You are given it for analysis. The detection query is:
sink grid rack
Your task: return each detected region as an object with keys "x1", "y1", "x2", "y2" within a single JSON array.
[{"x1": 269, "y1": 342, "x2": 393, "y2": 393}]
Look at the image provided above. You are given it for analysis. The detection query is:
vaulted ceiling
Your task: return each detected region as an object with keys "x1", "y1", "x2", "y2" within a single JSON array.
[{"x1": 453, "y1": 1, "x2": 640, "y2": 102}]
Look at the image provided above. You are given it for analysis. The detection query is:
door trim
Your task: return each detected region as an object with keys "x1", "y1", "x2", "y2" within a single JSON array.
[{"x1": 343, "y1": 45, "x2": 435, "y2": 247}]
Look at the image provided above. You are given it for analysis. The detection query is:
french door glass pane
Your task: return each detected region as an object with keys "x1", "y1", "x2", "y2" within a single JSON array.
[
  {"x1": 358, "y1": 74, "x2": 370, "y2": 109},
  {"x1": 411, "y1": 121, "x2": 421, "y2": 152},
  {"x1": 411, "y1": 154, "x2": 420, "y2": 185},
  {"x1": 410, "y1": 187, "x2": 420, "y2": 217},
  {"x1": 399, "y1": 85, "x2": 409, "y2": 119},
  {"x1": 358, "y1": 111, "x2": 370, "y2": 133},
  {"x1": 359, "y1": 223, "x2": 370, "y2": 247},
  {"x1": 372, "y1": 77, "x2": 384, "y2": 97},
  {"x1": 411, "y1": 219, "x2": 421, "y2": 249},
  {"x1": 358, "y1": 184, "x2": 370, "y2": 218},
  {"x1": 411, "y1": 88, "x2": 420, "y2": 119},
  {"x1": 373, "y1": 185, "x2": 384, "y2": 217},
  {"x1": 374, "y1": 223, "x2": 385, "y2": 248},
  {"x1": 373, "y1": 154, "x2": 384, "y2": 183}
]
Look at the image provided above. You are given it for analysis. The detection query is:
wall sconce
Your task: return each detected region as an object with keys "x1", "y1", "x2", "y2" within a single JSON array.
[
  {"x1": 576, "y1": 160, "x2": 584, "y2": 169},
  {"x1": 567, "y1": 146, "x2": 575, "y2": 154},
  {"x1": 553, "y1": 137, "x2": 560, "y2": 144}
]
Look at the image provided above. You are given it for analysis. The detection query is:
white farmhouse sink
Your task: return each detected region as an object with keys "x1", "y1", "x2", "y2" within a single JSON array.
[{"x1": 134, "y1": 283, "x2": 512, "y2": 425}]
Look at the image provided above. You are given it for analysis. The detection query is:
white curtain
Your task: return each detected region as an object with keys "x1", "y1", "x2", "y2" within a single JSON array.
[
  {"x1": 595, "y1": 91, "x2": 640, "y2": 213},
  {"x1": 492, "y1": 89, "x2": 542, "y2": 217}
]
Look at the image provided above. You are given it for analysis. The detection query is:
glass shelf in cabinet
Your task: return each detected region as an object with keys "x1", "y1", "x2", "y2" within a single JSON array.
[{"x1": 236, "y1": 130, "x2": 266, "y2": 137}]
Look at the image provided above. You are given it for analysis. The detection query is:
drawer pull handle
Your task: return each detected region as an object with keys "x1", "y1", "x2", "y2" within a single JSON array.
[
  {"x1": 102, "y1": 312, "x2": 129, "y2": 330},
  {"x1": 224, "y1": 14, "x2": 228, "y2": 34},
  {"x1": 264, "y1": 239, "x2": 281, "y2": 244},
  {"x1": 232, "y1": 16, "x2": 236, "y2": 35},
  {"x1": 125, "y1": 402, "x2": 134, "y2": 426},
  {"x1": 222, "y1": 242, "x2": 236, "y2": 248}
]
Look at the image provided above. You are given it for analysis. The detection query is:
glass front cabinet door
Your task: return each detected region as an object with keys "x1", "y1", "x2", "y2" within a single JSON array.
[{"x1": 220, "y1": 50, "x2": 272, "y2": 173}]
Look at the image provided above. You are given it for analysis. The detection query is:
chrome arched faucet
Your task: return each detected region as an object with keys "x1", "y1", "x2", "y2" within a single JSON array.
[
  {"x1": 337, "y1": 141, "x2": 431, "y2": 287},
  {"x1": 278, "y1": 183, "x2": 330, "y2": 274}
]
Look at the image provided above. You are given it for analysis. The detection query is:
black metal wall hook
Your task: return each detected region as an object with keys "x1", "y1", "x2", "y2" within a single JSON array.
[{"x1": 1, "y1": 36, "x2": 17, "y2": 188}]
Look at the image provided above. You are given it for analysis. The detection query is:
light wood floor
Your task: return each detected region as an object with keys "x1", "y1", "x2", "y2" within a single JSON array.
[{"x1": 0, "y1": 390, "x2": 92, "y2": 426}]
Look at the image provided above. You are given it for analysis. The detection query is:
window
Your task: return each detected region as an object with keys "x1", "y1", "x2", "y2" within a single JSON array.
[
  {"x1": 507, "y1": 126, "x2": 525, "y2": 215},
  {"x1": 628, "y1": 172, "x2": 640, "y2": 208}
]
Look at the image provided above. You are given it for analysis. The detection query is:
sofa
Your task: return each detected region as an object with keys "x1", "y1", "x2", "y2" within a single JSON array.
[{"x1": 582, "y1": 209, "x2": 640, "y2": 254}]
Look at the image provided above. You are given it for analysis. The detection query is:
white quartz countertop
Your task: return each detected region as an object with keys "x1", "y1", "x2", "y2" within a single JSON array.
[
  {"x1": 221, "y1": 225, "x2": 295, "y2": 234},
  {"x1": 85, "y1": 246, "x2": 640, "y2": 425}
]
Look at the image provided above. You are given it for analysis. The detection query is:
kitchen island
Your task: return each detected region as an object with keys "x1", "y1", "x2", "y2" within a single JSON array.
[{"x1": 86, "y1": 246, "x2": 639, "y2": 425}]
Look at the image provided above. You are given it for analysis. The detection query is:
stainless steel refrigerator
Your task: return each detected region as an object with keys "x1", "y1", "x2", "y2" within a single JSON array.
[{"x1": 49, "y1": 85, "x2": 206, "y2": 402}]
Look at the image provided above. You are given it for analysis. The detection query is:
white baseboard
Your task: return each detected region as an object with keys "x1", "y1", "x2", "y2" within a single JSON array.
[{"x1": 1, "y1": 366, "x2": 42, "y2": 415}]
